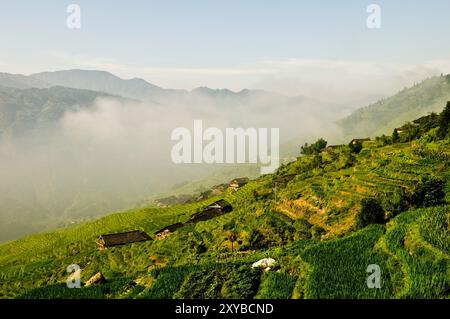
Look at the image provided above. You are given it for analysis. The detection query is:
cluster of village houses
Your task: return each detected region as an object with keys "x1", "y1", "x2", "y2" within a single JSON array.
[
  {"x1": 155, "y1": 177, "x2": 249, "y2": 207},
  {"x1": 96, "y1": 178, "x2": 249, "y2": 250}
]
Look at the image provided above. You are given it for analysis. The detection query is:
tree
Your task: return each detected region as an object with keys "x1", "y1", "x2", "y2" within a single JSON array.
[
  {"x1": 376, "y1": 134, "x2": 391, "y2": 146},
  {"x1": 301, "y1": 138, "x2": 327, "y2": 155},
  {"x1": 311, "y1": 225, "x2": 326, "y2": 240},
  {"x1": 421, "y1": 112, "x2": 439, "y2": 132},
  {"x1": 381, "y1": 188, "x2": 409, "y2": 216},
  {"x1": 313, "y1": 138, "x2": 328, "y2": 152},
  {"x1": 310, "y1": 154, "x2": 323, "y2": 169},
  {"x1": 411, "y1": 176, "x2": 446, "y2": 208},
  {"x1": 357, "y1": 198, "x2": 385, "y2": 228},
  {"x1": 392, "y1": 128, "x2": 400, "y2": 143},
  {"x1": 437, "y1": 101, "x2": 450, "y2": 139},
  {"x1": 300, "y1": 142, "x2": 312, "y2": 155},
  {"x1": 348, "y1": 140, "x2": 363, "y2": 154},
  {"x1": 294, "y1": 218, "x2": 313, "y2": 240},
  {"x1": 228, "y1": 232, "x2": 237, "y2": 252},
  {"x1": 248, "y1": 229, "x2": 266, "y2": 249},
  {"x1": 403, "y1": 122, "x2": 419, "y2": 142},
  {"x1": 188, "y1": 231, "x2": 207, "y2": 256}
]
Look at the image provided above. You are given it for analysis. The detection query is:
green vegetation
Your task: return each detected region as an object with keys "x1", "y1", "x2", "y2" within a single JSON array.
[
  {"x1": 356, "y1": 198, "x2": 385, "y2": 228},
  {"x1": 385, "y1": 207, "x2": 449, "y2": 298},
  {"x1": 437, "y1": 101, "x2": 450, "y2": 139},
  {"x1": 256, "y1": 272, "x2": 297, "y2": 299},
  {"x1": 411, "y1": 176, "x2": 446, "y2": 208},
  {"x1": 349, "y1": 140, "x2": 363, "y2": 154},
  {"x1": 340, "y1": 75, "x2": 450, "y2": 138},
  {"x1": 392, "y1": 128, "x2": 400, "y2": 144},
  {"x1": 301, "y1": 225, "x2": 393, "y2": 298},
  {"x1": 301, "y1": 138, "x2": 327, "y2": 155},
  {"x1": 1, "y1": 104, "x2": 450, "y2": 299}
]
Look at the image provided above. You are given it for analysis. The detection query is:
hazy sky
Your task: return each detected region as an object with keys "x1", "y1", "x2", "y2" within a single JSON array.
[{"x1": 1, "y1": 0, "x2": 450, "y2": 94}]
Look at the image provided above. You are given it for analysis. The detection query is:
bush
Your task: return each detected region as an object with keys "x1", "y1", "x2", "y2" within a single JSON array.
[
  {"x1": 357, "y1": 198, "x2": 385, "y2": 228},
  {"x1": 301, "y1": 138, "x2": 327, "y2": 155},
  {"x1": 411, "y1": 176, "x2": 446, "y2": 208},
  {"x1": 437, "y1": 101, "x2": 450, "y2": 139},
  {"x1": 375, "y1": 134, "x2": 391, "y2": 146},
  {"x1": 247, "y1": 229, "x2": 267, "y2": 249},
  {"x1": 392, "y1": 128, "x2": 400, "y2": 143},
  {"x1": 294, "y1": 218, "x2": 313, "y2": 240},
  {"x1": 188, "y1": 231, "x2": 207, "y2": 255},
  {"x1": 348, "y1": 140, "x2": 363, "y2": 154},
  {"x1": 381, "y1": 188, "x2": 409, "y2": 217},
  {"x1": 311, "y1": 225, "x2": 326, "y2": 240}
]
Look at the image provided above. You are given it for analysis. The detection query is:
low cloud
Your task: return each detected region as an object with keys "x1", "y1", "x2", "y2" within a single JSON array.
[{"x1": 0, "y1": 90, "x2": 345, "y2": 241}]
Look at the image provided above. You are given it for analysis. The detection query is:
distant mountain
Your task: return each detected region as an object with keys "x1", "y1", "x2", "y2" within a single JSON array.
[
  {"x1": 27, "y1": 70, "x2": 292, "y2": 107},
  {"x1": 0, "y1": 72, "x2": 49, "y2": 89},
  {"x1": 339, "y1": 75, "x2": 450, "y2": 138},
  {"x1": 31, "y1": 69, "x2": 166, "y2": 101},
  {"x1": 0, "y1": 70, "x2": 341, "y2": 117},
  {"x1": 0, "y1": 85, "x2": 125, "y2": 137}
]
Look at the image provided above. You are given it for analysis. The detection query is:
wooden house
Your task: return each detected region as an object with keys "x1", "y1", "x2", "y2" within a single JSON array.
[
  {"x1": 188, "y1": 200, "x2": 233, "y2": 223},
  {"x1": 154, "y1": 222, "x2": 185, "y2": 238},
  {"x1": 229, "y1": 177, "x2": 249, "y2": 190},
  {"x1": 350, "y1": 138, "x2": 371, "y2": 145},
  {"x1": 96, "y1": 230, "x2": 151, "y2": 250}
]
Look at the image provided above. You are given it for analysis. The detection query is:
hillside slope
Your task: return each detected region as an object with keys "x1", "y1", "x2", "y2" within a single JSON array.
[
  {"x1": 340, "y1": 75, "x2": 450, "y2": 139},
  {"x1": 0, "y1": 85, "x2": 128, "y2": 137},
  {"x1": 1, "y1": 109, "x2": 449, "y2": 299}
]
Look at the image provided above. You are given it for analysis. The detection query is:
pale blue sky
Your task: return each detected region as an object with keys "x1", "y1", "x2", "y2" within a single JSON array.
[{"x1": 1, "y1": 0, "x2": 450, "y2": 94}]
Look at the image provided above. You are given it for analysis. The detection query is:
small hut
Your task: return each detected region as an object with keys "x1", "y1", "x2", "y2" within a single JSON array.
[
  {"x1": 189, "y1": 200, "x2": 233, "y2": 223},
  {"x1": 207, "y1": 199, "x2": 232, "y2": 212},
  {"x1": 350, "y1": 138, "x2": 371, "y2": 145},
  {"x1": 229, "y1": 177, "x2": 249, "y2": 191},
  {"x1": 96, "y1": 230, "x2": 151, "y2": 250},
  {"x1": 154, "y1": 229, "x2": 172, "y2": 241},
  {"x1": 153, "y1": 222, "x2": 185, "y2": 240}
]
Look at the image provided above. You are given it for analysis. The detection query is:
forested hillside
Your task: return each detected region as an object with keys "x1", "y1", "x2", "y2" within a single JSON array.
[{"x1": 340, "y1": 75, "x2": 450, "y2": 139}]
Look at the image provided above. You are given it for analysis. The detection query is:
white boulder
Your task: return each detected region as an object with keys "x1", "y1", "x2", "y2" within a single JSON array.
[{"x1": 251, "y1": 258, "x2": 276, "y2": 269}]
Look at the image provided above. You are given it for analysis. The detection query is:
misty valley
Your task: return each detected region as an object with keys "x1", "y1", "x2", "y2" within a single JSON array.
[{"x1": 0, "y1": 70, "x2": 449, "y2": 301}]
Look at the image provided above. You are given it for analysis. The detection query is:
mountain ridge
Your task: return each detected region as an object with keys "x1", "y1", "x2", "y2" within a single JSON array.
[{"x1": 339, "y1": 74, "x2": 450, "y2": 138}]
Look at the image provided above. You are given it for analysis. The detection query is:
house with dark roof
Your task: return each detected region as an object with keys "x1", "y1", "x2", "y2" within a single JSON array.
[
  {"x1": 229, "y1": 177, "x2": 249, "y2": 190},
  {"x1": 207, "y1": 199, "x2": 232, "y2": 211},
  {"x1": 350, "y1": 138, "x2": 371, "y2": 145},
  {"x1": 188, "y1": 200, "x2": 233, "y2": 223},
  {"x1": 152, "y1": 200, "x2": 233, "y2": 240},
  {"x1": 154, "y1": 222, "x2": 185, "y2": 237},
  {"x1": 96, "y1": 230, "x2": 151, "y2": 250}
]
